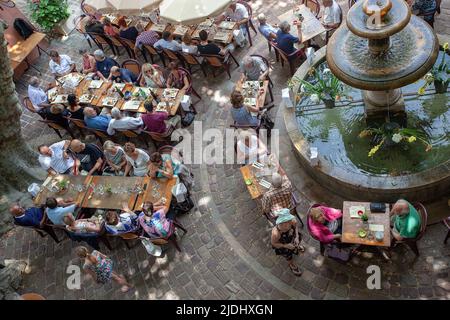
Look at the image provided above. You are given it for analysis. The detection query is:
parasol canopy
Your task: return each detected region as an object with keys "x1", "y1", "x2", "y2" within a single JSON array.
[{"x1": 159, "y1": 0, "x2": 232, "y2": 25}]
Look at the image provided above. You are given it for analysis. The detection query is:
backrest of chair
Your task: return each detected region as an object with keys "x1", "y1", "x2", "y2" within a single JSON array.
[
  {"x1": 93, "y1": 129, "x2": 109, "y2": 138},
  {"x1": 120, "y1": 37, "x2": 136, "y2": 50},
  {"x1": 121, "y1": 130, "x2": 138, "y2": 138},
  {"x1": 143, "y1": 44, "x2": 158, "y2": 55},
  {"x1": 121, "y1": 59, "x2": 141, "y2": 75},
  {"x1": 23, "y1": 97, "x2": 37, "y2": 113},
  {"x1": 41, "y1": 119, "x2": 65, "y2": 130},
  {"x1": 179, "y1": 67, "x2": 192, "y2": 86},
  {"x1": 67, "y1": 117, "x2": 87, "y2": 129},
  {"x1": 202, "y1": 54, "x2": 224, "y2": 67},
  {"x1": 89, "y1": 32, "x2": 110, "y2": 45},
  {"x1": 304, "y1": 0, "x2": 321, "y2": 17},
  {"x1": 81, "y1": 1, "x2": 98, "y2": 17},
  {"x1": 250, "y1": 54, "x2": 270, "y2": 70},
  {"x1": 237, "y1": 0, "x2": 253, "y2": 17},
  {"x1": 270, "y1": 42, "x2": 289, "y2": 63},
  {"x1": 181, "y1": 52, "x2": 200, "y2": 65},
  {"x1": 74, "y1": 15, "x2": 86, "y2": 33},
  {"x1": 413, "y1": 202, "x2": 428, "y2": 240},
  {"x1": 163, "y1": 48, "x2": 180, "y2": 60},
  {"x1": 108, "y1": 35, "x2": 125, "y2": 47}
]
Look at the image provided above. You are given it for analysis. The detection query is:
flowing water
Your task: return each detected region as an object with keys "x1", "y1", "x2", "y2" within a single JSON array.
[{"x1": 295, "y1": 55, "x2": 450, "y2": 176}]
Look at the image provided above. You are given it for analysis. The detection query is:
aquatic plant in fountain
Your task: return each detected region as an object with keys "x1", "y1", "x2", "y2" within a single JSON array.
[{"x1": 418, "y1": 43, "x2": 450, "y2": 94}]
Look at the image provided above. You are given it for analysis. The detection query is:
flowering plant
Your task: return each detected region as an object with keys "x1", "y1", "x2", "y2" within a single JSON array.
[
  {"x1": 28, "y1": 0, "x2": 69, "y2": 32},
  {"x1": 418, "y1": 43, "x2": 449, "y2": 94},
  {"x1": 359, "y1": 123, "x2": 431, "y2": 157},
  {"x1": 289, "y1": 67, "x2": 351, "y2": 106}
]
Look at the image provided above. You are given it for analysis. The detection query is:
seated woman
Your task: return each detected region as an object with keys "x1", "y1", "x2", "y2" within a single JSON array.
[
  {"x1": 138, "y1": 200, "x2": 171, "y2": 238},
  {"x1": 79, "y1": 48, "x2": 97, "y2": 75},
  {"x1": 67, "y1": 94, "x2": 84, "y2": 120},
  {"x1": 102, "y1": 17, "x2": 119, "y2": 36},
  {"x1": 104, "y1": 207, "x2": 138, "y2": 234},
  {"x1": 165, "y1": 61, "x2": 189, "y2": 91},
  {"x1": 148, "y1": 152, "x2": 179, "y2": 179},
  {"x1": 117, "y1": 16, "x2": 139, "y2": 41},
  {"x1": 123, "y1": 142, "x2": 150, "y2": 177},
  {"x1": 140, "y1": 63, "x2": 166, "y2": 88},
  {"x1": 63, "y1": 214, "x2": 102, "y2": 234},
  {"x1": 271, "y1": 208, "x2": 304, "y2": 276},
  {"x1": 103, "y1": 140, "x2": 127, "y2": 175},
  {"x1": 230, "y1": 90, "x2": 259, "y2": 126},
  {"x1": 308, "y1": 205, "x2": 343, "y2": 244}
]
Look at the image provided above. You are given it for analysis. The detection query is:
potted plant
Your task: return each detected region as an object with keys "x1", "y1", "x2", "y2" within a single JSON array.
[
  {"x1": 359, "y1": 122, "x2": 432, "y2": 158},
  {"x1": 418, "y1": 43, "x2": 449, "y2": 94},
  {"x1": 56, "y1": 179, "x2": 69, "y2": 194},
  {"x1": 289, "y1": 67, "x2": 351, "y2": 108},
  {"x1": 28, "y1": 0, "x2": 70, "y2": 34},
  {"x1": 105, "y1": 184, "x2": 112, "y2": 195}
]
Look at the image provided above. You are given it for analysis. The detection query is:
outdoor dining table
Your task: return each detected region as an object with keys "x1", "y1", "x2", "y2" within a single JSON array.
[
  {"x1": 240, "y1": 153, "x2": 282, "y2": 200},
  {"x1": 278, "y1": 4, "x2": 327, "y2": 44},
  {"x1": 235, "y1": 79, "x2": 270, "y2": 110},
  {"x1": 342, "y1": 201, "x2": 391, "y2": 247}
]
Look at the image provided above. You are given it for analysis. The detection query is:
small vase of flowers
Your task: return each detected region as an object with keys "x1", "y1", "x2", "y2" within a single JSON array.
[{"x1": 418, "y1": 43, "x2": 449, "y2": 95}]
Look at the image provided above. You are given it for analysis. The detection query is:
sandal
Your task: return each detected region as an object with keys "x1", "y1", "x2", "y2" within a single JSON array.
[
  {"x1": 289, "y1": 264, "x2": 303, "y2": 277},
  {"x1": 298, "y1": 245, "x2": 305, "y2": 253}
]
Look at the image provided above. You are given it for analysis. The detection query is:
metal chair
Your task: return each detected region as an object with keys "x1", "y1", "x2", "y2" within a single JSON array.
[
  {"x1": 119, "y1": 37, "x2": 138, "y2": 59},
  {"x1": 202, "y1": 52, "x2": 239, "y2": 79},
  {"x1": 39, "y1": 119, "x2": 75, "y2": 139},
  {"x1": 162, "y1": 48, "x2": 185, "y2": 67},
  {"x1": 142, "y1": 44, "x2": 166, "y2": 67},
  {"x1": 270, "y1": 41, "x2": 306, "y2": 76},
  {"x1": 180, "y1": 52, "x2": 207, "y2": 77},
  {"x1": 22, "y1": 97, "x2": 43, "y2": 117},
  {"x1": 179, "y1": 67, "x2": 201, "y2": 103},
  {"x1": 121, "y1": 59, "x2": 142, "y2": 76},
  {"x1": 14, "y1": 220, "x2": 61, "y2": 244},
  {"x1": 121, "y1": 129, "x2": 149, "y2": 148},
  {"x1": 87, "y1": 32, "x2": 117, "y2": 55},
  {"x1": 393, "y1": 203, "x2": 428, "y2": 256},
  {"x1": 142, "y1": 219, "x2": 187, "y2": 252},
  {"x1": 143, "y1": 125, "x2": 178, "y2": 148},
  {"x1": 301, "y1": 0, "x2": 321, "y2": 17},
  {"x1": 74, "y1": 15, "x2": 93, "y2": 48},
  {"x1": 237, "y1": 0, "x2": 258, "y2": 46}
]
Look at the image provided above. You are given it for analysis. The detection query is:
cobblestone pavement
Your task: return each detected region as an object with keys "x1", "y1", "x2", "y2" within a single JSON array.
[{"x1": 0, "y1": 0, "x2": 449, "y2": 300}]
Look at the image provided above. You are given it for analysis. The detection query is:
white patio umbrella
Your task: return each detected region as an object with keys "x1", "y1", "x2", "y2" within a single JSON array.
[
  {"x1": 83, "y1": 0, "x2": 115, "y2": 14},
  {"x1": 106, "y1": 0, "x2": 163, "y2": 15},
  {"x1": 159, "y1": 0, "x2": 232, "y2": 25}
]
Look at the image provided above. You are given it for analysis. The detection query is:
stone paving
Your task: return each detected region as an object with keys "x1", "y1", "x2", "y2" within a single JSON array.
[{"x1": 0, "y1": 0, "x2": 449, "y2": 300}]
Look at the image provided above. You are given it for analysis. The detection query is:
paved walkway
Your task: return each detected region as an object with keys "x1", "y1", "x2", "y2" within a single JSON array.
[{"x1": 1, "y1": 0, "x2": 449, "y2": 300}]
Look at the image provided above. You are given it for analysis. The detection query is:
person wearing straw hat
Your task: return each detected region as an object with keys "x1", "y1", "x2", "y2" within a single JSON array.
[{"x1": 271, "y1": 208, "x2": 304, "y2": 276}]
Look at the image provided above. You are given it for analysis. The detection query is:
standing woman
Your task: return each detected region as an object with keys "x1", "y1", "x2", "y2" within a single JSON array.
[
  {"x1": 74, "y1": 246, "x2": 131, "y2": 293},
  {"x1": 140, "y1": 63, "x2": 166, "y2": 88},
  {"x1": 271, "y1": 208, "x2": 304, "y2": 276},
  {"x1": 165, "y1": 61, "x2": 190, "y2": 91},
  {"x1": 123, "y1": 142, "x2": 150, "y2": 177}
]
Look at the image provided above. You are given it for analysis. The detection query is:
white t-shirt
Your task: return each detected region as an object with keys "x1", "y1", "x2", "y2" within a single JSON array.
[
  {"x1": 226, "y1": 3, "x2": 249, "y2": 22},
  {"x1": 38, "y1": 141, "x2": 75, "y2": 174},
  {"x1": 107, "y1": 116, "x2": 143, "y2": 135},
  {"x1": 28, "y1": 85, "x2": 47, "y2": 111},
  {"x1": 323, "y1": 1, "x2": 342, "y2": 26},
  {"x1": 125, "y1": 149, "x2": 150, "y2": 177},
  {"x1": 49, "y1": 54, "x2": 73, "y2": 75}
]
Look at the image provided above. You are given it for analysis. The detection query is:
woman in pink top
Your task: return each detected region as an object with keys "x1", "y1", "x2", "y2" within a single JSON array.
[
  {"x1": 79, "y1": 49, "x2": 96, "y2": 74},
  {"x1": 308, "y1": 205, "x2": 343, "y2": 244}
]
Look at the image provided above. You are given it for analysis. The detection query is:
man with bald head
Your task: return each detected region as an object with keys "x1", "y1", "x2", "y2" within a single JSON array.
[
  {"x1": 69, "y1": 139, "x2": 105, "y2": 175},
  {"x1": 390, "y1": 199, "x2": 422, "y2": 241},
  {"x1": 107, "y1": 66, "x2": 138, "y2": 84},
  {"x1": 10, "y1": 203, "x2": 46, "y2": 227},
  {"x1": 261, "y1": 169, "x2": 294, "y2": 221},
  {"x1": 83, "y1": 106, "x2": 111, "y2": 131}
]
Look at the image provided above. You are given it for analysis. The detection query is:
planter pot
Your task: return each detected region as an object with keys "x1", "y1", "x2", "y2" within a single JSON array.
[
  {"x1": 434, "y1": 80, "x2": 449, "y2": 94},
  {"x1": 323, "y1": 99, "x2": 335, "y2": 108}
]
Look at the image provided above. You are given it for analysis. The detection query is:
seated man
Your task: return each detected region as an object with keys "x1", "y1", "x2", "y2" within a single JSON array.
[
  {"x1": 197, "y1": 30, "x2": 228, "y2": 56},
  {"x1": 108, "y1": 66, "x2": 138, "y2": 84},
  {"x1": 105, "y1": 203, "x2": 138, "y2": 234},
  {"x1": 217, "y1": 0, "x2": 249, "y2": 47},
  {"x1": 69, "y1": 139, "x2": 105, "y2": 176},
  {"x1": 107, "y1": 107, "x2": 143, "y2": 135},
  {"x1": 262, "y1": 172, "x2": 294, "y2": 220},
  {"x1": 28, "y1": 76, "x2": 51, "y2": 114},
  {"x1": 257, "y1": 13, "x2": 278, "y2": 41},
  {"x1": 10, "y1": 204, "x2": 46, "y2": 227},
  {"x1": 64, "y1": 215, "x2": 102, "y2": 234},
  {"x1": 138, "y1": 200, "x2": 171, "y2": 238},
  {"x1": 45, "y1": 197, "x2": 76, "y2": 226},
  {"x1": 141, "y1": 101, "x2": 180, "y2": 134},
  {"x1": 38, "y1": 140, "x2": 77, "y2": 175},
  {"x1": 240, "y1": 56, "x2": 269, "y2": 82},
  {"x1": 390, "y1": 199, "x2": 422, "y2": 241},
  {"x1": 308, "y1": 205, "x2": 343, "y2": 243},
  {"x1": 83, "y1": 106, "x2": 111, "y2": 131},
  {"x1": 154, "y1": 31, "x2": 182, "y2": 52},
  {"x1": 135, "y1": 29, "x2": 159, "y2": 49},
  {"x1": 275, "y1": 21, "x2": 302, "y2": 57},
  {"x1": 94, "y1": 50, "x2": 119, "y2": 80},
  {"x1": 322, "y1": 0, "x2": 342, "y2": 29},
  {"x1": 48, "y1": 50, "x2": 76, "y2": 78}
]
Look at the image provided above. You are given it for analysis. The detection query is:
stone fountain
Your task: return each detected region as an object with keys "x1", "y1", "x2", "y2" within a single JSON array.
[{"x1": 326, "y1": 0, "x2": 439, "y2": 120}]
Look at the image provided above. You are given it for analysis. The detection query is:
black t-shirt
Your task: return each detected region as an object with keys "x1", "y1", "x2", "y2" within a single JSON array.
[
  {"x1": 85, "y1": 22, "x2": 104, "y2": 34},
  {"x1": 197, "y1": 43, "x2": 221, "y2": 55},
  {"x1": 80, "y1": 143, "x2": 104, "y2": 164},
  {"x1": 68, "y1": 107, "x2": 84, "y2": 120},
  {"x1": 120, "y1": 27, "x2": 139, "y2": 41}
]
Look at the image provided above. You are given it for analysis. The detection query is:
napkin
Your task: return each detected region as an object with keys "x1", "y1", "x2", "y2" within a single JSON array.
[{"x1": 369, "y1": 224, "x2": 384, "y2": 232}]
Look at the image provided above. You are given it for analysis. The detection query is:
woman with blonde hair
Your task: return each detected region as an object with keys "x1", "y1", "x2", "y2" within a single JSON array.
[
  {"x1": 74, "y1": 246, "x2": 131, "y2": 292},
  {"x1": 307, "y1": 205, "x2": 343, "y2": 243},
  {"x1": 123, "y1": 142, "x2": 150, "y2": 177},
  {"x1": 139, "y1": 63, "x2": 166, "y2": 88},
  {"x1": 103, "y1": 140, "x2": 126, "y2": 175}
]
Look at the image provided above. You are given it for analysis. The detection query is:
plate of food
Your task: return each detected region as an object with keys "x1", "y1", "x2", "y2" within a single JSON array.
[
  {"x1": 162, "y1": 88, "x2": 178, "y2": 99},
  {"x1": 198, "y1": 19, "x2": 214, "y2": 28},
  {"x1": 214, "y1": 31, "x2": 229, "y2": 42},
  {"x1": 53, "y1": 94, "x2": 68, "y2": 104},
  {"x1": 89, "y1": 80, "x2": 104, "y2": 89},
  {"x1": 242, "y1": 81, "x2": 260, "y2": 89},
  {"x1": 174, "y1": 25, "x2": 189, "y2": 35},
  {"x1": 244, "y1": 98, "x2": 257, "y2": 106},
  {"x1": 122, "y1": 100, "x2": 141, "y2": 111},
  {"x1": 79, "y1": 94, "x2": 94, "y2": 104},
  {"x1": 102, "y1": 97, "x2": 118, "y2": 107},
  {"x1": 47, "y1": 87, "x2": 58, "y2": 101},
  {"x1": 219, "y1": 21, "x2": 236, "y2": 30},
  {"x1": 156, "y1": 102, "x2": 172, "y2": 112},
  {"x1": 150, "y1": 24, "x2": 166, "y2": 33}
]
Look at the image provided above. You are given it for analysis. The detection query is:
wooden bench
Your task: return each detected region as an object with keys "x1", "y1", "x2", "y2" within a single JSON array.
[{"x1": 8, "y1": 32, "x2": 47, "y2": 74}]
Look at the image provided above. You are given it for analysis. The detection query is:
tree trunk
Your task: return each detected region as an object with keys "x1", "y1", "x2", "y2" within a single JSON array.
[{"x1": 0, "y1": 22, "x2": 44, "y2": 235}]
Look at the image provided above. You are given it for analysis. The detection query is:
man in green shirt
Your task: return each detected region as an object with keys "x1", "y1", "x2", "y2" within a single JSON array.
[{"x1": 390, "y1": 199, "x2": 422, "y2": 240}]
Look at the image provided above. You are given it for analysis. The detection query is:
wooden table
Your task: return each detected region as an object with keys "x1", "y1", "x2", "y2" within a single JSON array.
[
  {"x1": 191, "y1": 23, "x2": 236, "y2": 45},
  {"x1": 240, "y1": 154, "x2": 282, "y2": 200},
  {"x1": 235, "y1": 80, "x2": 269, "y2": 110},
  {"x1": 278, "y1": 5, "x2": 326, "y2": 44},
  {"x1": 342, "y1": 201, "x2": 391, "y2": 247},
  {"x1": 8, "y1": 32, "x2": 46, "y2": 71},
  {"x1": 33, "y1": 175, "x2": 92, "y2": 206},
  {"x1": 134, "y1": 177, "x2": 177, "y2": 211}
]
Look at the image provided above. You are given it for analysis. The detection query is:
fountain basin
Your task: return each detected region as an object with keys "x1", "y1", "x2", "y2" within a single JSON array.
[{"x1": 284, "y1": 47, "x2": 450, "y2": 202}]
